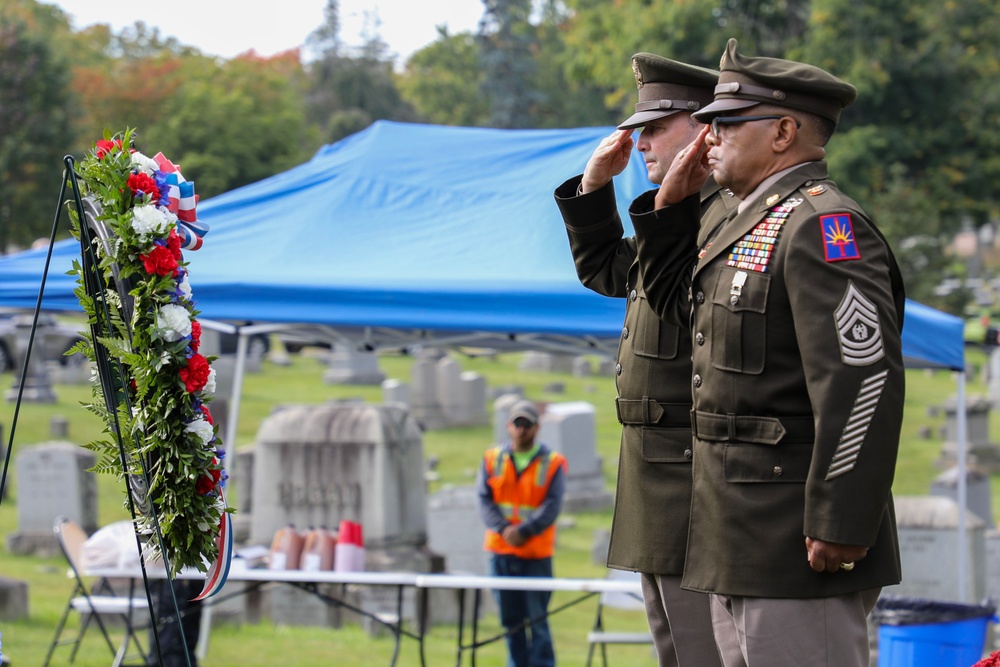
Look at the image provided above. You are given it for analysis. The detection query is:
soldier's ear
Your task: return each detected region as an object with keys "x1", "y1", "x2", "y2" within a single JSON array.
[{"x1": 772, "y1": 116, "x2": 800, "y2": 153}]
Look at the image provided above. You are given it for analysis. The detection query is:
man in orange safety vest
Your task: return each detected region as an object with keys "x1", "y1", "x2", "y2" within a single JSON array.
[{"x1": 477, "y1": 399, "x2": 567, "y2": 667}]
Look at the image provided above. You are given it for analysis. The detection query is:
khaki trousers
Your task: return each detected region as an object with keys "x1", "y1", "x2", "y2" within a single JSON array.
[
  {"x1": 641, "y1": 573, "x2": 723, "y2": 667},
  {"x1": 709, "y1": 589, "x2": 881, "y2": 667}
]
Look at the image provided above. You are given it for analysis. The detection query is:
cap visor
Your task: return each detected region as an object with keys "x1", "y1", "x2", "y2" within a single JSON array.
[
  {"x1": 617, "y1": 109, "x2": 680, "y2": 130},
  {"x1": 691, "y1": 98, "x2": 760, "y2": 122}
]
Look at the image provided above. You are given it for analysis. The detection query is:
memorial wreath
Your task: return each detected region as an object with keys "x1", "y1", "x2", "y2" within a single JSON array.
[{"x1": 68, "y1": 128, "x2": 231, "y2": 582}]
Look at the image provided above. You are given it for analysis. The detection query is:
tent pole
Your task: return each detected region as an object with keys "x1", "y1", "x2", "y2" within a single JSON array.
[
  {"x1": 957, "y1": 370, "x2": 968, "y2": 602},
  {"x1": 225, "y1": 331, "x2": 249, "y2": 470}
]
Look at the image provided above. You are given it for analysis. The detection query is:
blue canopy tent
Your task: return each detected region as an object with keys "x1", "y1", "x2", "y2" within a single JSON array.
[
  {"x1": 0, "y1": 121, "x2": 970, "y2": 595},
  {"x1": 902, "y1": 298, "x2": 965, "y2": 371}
]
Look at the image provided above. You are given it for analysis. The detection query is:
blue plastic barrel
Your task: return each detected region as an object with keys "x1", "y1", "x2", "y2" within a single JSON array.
[
  {"x1": 878, "y1": 616, "x2": 990, "y2": 666},
  {"x1": 873, "y1": 595, "x2": 995, "y2": 667}
]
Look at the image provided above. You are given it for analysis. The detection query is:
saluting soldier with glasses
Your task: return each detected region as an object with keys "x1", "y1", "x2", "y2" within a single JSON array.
[{"x1": 630, "y1": 39, "x2": 906, "y2": 667}]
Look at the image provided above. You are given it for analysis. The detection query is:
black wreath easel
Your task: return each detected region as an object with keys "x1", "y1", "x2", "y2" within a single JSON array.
[{"x1": 1, "y1": 155, "x2": 196, "y2": 666}]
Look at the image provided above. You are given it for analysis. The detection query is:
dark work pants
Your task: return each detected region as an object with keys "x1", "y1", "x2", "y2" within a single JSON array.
[{"x1": 489, "y1": 554, "x2": 555, "y2": 667}]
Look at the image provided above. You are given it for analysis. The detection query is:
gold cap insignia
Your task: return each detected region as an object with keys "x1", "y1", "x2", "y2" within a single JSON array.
[
  {"x1": 632, "y1": 59, "x2": 643, "y2": 89},
  {"x1": 765, "y1": 194, "x2": 780, "y2": 206}
]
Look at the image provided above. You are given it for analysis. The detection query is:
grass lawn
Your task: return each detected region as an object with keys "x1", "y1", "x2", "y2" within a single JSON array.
[{"x1": 0, "y1": 340, "x2": 991, "y2": 665}]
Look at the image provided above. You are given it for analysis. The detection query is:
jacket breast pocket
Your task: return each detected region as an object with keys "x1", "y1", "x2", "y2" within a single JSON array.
[
  {"x1": 633, "y1": 296, "x2": 680, "y2": 360},
  {"x1": 723, "y1": 441, "x2": 812, "y2": 483},
  {"x1": 710, "y1": 267, "x2": 769, "y2": 374}
]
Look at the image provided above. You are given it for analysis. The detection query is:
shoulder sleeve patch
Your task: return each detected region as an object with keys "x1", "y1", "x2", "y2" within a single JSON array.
[{"x1": 820, "y1": 213, "x2": 861, "y2": 262}]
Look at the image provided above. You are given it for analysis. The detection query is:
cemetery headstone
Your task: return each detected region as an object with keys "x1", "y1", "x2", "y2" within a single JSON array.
[
  {"x1": 410, "y1": 351, "x2": 447, "y2": 430},
  {"x1": 5, "y1": 315, "x2": 56, "y2": 403},
  {"x1": 937, "y1": 396, "x2": 1000, "y2": 473},
  {"x1": 8, "y1": 442, "x2": 97, "y2": 556},
  {"x1": 538, "y1": 402, "x2": 614, "y2": 511},
  {"x1": 324, "y1": 344, "x2": 386, "y2": 385},
  {"x1": 249, "y1": 402, "x2": 434, "y2": 627},
  {"x1": 888, "y1": 495, "x2": 986, "y2": 603},
  {"x1": 382, "y1": 379, "x2": 410, "y2": 407},
  {"x1": 930, "y1": 466, "x2": 994, "y2": 526},
  {"x1": 518, "y1": 351, "x2": 575, "y2": 373}
]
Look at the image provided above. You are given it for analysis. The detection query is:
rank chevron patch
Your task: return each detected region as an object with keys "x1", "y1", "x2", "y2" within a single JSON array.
[
  {"x1": 826, "y1": 370, "x2": 889, "y2": 480},
  {"x1": 835, "y1": 282, "x2": 884, "y2": 366}
]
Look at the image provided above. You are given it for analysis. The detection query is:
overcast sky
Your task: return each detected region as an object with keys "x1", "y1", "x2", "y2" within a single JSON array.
[{"x1": 47, "y1": 0, "x2": 485, "y2": 63}]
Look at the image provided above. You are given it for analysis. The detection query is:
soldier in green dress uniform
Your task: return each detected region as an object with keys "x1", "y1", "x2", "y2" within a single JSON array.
[
  {"x1": 631, "y1": 39, "x2": 905, "y2": 667},
  {"x1": 554, "y1": 53, "x2": 735, "y2": 667}
]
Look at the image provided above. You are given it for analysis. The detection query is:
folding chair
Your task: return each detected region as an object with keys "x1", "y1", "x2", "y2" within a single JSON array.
[
  {"x1": 585, "y1": 569, "x2": 654, "y2": 667},
  {"x1": 43, "y1": 516, "x2": 150, "y2": 667}
]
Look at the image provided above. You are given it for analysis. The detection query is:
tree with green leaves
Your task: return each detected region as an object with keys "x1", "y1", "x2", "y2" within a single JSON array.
[
  {"x1": 0, "y1": 9, "x2": 74, "y2": 251},
  {"x1": 142, "y1": 52, "x2": 317, "y2": 198},
  {"x1": 399, "y1": 29, "x2": 490, "y2": 126},
  {"x1": 305, "y1": 0, "x2": 418, "y2": 143},
  {"x1": 478, "y1": 0, "x2": 539, "y2": 128}
]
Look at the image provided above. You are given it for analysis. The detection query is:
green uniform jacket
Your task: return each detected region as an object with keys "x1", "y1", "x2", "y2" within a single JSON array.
[
  {"x1": 632, "y1": 162, "x2": 905, "y2": 597},
  {"x1": 554, "y1": 175, "x2": 735, "y2": 575}
]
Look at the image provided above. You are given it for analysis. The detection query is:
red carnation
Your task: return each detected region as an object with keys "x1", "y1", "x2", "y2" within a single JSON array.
[
  {"x1": 201, "y1": 404, "x2": 214, "y2": 425},
  {"x1": 973, "y1": 651, "x2": 1000, "y2": 667},
  {"x1": 128, "y1": 172, "x2": 159, "y2": 201},
  {"x1": 190, "y1": 320, "x2": 202, "y2": 353},
  {"x1": 196, "y1": 464, "x2": 222, "y2": 495},
  {"x1": 166, "y1": 228, "x2": 183, "y2": 260},
  {"x1": 95, "y1": 139, "x2": 123, "y2": 159},
  {"x1": 140, "y1": 245, "x2": 179, "y2": 277},
  {"x1": 180, "y1": 353, "x2": 211, "y2": 393}
]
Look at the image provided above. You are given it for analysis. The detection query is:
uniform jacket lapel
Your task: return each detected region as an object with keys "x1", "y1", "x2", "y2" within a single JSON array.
[{"x1": 694, "y1": 162, "x2": 829, "y2": 277}]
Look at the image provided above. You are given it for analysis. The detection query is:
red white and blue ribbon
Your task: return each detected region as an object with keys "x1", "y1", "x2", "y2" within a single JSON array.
[
  {"x1": 153, "y1": 152, "x2": 210, "y2": 251},
  {"x1": 193, "y1": 491, "x2": 233, "y2": 601}
]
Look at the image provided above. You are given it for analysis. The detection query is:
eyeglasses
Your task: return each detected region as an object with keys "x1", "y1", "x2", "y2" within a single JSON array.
[
  {"x1": 709, "y1": 115, "x2": 800, "y2": 139},
  {"x1": 512, "y1": 418, "x2": 536, "y2": 429}
]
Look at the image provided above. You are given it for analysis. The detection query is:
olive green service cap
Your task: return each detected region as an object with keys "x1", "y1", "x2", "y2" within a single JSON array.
[
  {"x1": 617, "y1": 53, "x2": 719, "y2": 130},
  {"x1": 692, "y1": 38, "x2": 857, "y2": 126}
]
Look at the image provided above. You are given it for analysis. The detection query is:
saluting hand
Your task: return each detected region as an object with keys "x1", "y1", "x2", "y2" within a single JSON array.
[
  {"x1": 654, "y1": 125, "x2": 713, "y2": 210},
  {"x1": 805, "y1": 536, "x2": 869, "y2": 573},
  {"x1": 580, "y1": 129, "x2": 634, "y2": 194}
]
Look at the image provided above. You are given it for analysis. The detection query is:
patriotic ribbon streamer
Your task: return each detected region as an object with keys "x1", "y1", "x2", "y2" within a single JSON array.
[
  {"x1": 153, "y1": 152, "x2": 210, "y2": 251},
  {"x1": 193, "y1": 490, "x2": 233, "y2": 601}
]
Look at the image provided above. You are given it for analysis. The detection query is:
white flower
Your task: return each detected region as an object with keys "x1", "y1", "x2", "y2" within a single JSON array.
[
  {"x1": 201, "y1": 367, "x2": 217, "y2": 398},
  {"x1": 130, "y1": 151, "x2": 159, "y2": 175},
  {"x1": 185, "y1": 417, "x2": 215, "y2": 446},
  {"x1": 178, "y1": 272, "x2": 192, "y2": 300},
  {"x1": 155, "y1": 304, "x2": 192, "y2": 342},
  {"x1": 132, "y1": 205, "x2": 171, "y2": 236}
]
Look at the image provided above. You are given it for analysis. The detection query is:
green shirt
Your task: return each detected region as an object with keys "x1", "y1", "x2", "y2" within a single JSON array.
[{"x1": 512, "y1": 444, "x2": 540, "y2": 473}]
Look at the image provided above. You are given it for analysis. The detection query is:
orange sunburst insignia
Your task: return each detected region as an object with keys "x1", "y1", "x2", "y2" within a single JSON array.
[{"x1": 820, "y1": 213, "x2": 861, "y2": 262}]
